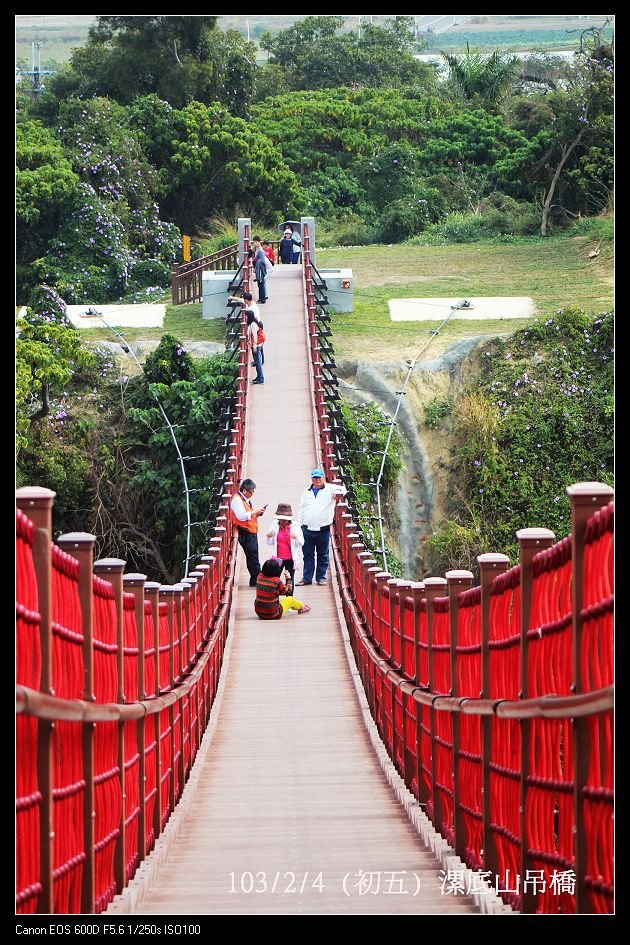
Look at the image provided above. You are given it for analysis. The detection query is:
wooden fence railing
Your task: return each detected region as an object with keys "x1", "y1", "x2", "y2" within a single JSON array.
[{"x1": 171, "y1": 239, "x2": 279, "y2": 305}]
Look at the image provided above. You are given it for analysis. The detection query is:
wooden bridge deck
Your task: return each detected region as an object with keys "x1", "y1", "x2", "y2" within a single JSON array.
[{"x1": 107, "y1": 267, "x2": 482, "y2": 915}]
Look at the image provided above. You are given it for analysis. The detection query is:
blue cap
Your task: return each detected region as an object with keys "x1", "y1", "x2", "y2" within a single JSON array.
[{"x1": 311, "y1": 468, "x2": 324, "y2": 478}]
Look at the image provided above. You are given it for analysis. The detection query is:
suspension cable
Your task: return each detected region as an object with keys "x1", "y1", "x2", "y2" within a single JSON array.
[
  {"x1": 89, "y1": 312, "x2": 194, "y2": 578},
  {"x1": 375, "y1": 301, "x2": 470, "y2": 573}
]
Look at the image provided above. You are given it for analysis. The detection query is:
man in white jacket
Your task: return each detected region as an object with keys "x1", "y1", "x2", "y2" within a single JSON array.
[{"x1": 296, "y1": 468, "x2": 347, "y2": 586}]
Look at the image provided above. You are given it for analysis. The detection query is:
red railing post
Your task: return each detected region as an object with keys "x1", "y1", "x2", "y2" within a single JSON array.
[
  {"x1": 93, "y1": 557, "x2": 126, "y2": 894},
  {"x1": 16, "y1": 487, "x2": 56, "y2": 914},
  {"x1": 56, "y1": 532, "x2": 97, "y2": 913},
  {"x1": 159, "y1": 586, "x2": 178, "y2": 814},
  {"x1": 413, "y1": 582, "x2": 428, "y2": 807},
  {"x1": 171, "y1": 584, "x2": 187, "y2": 799},
  {"x1": 123, "y1": 573, "x2": 147, "y2": 862},
  {"x1": 567, "y1": 482, "x2": 614, "y2": 912},
  {"x1": 478, "y1": 553, "x2": 510, "y2": 884},
  {"x1": 143, "y1": 581, "x2": 162, "y2": 840},
  {"x1": 424, "y1": 576, "x2": 448, "y2": 832},
  {"x1": 407, "y1": 582, "x2": 425, "y2": 688},
  {"x1": 515, "y1": 528, "x2": 555, "y2": 912},
  {"x1": 386, "y1": 579, "x2": 400, "y2": 665},
  {"x1": 446, "y1": 569, "x2": 474, "y2": 864}
]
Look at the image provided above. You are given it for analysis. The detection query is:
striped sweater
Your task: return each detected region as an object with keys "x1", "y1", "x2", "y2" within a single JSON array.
[{"x1": 254, "y1": 574, "x2": 287, "y2": 620}]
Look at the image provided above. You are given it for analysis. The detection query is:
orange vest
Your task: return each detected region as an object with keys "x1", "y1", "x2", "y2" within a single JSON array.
[{"x1": 230, "y1": 492, "x2": 258, "y2": 534}]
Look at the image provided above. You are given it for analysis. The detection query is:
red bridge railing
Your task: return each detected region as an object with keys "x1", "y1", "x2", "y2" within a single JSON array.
[
  {"x1": 17, "y1": 224, "x2": 613, "y2": 916},
  {"x1": 15, "y1": 229, "x2": 254, "y2": 915},
  {"x1": 301, "y1": 222, "x2": 614, "y2": 914}
]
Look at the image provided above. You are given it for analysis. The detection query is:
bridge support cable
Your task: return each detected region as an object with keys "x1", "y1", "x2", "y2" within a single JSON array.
[
  {"x1": 374, "y1": 301, "x2": 471, "y2": 575},
  {"x1": 87, "y1": 312, "x2": 194, "y2": 578}
]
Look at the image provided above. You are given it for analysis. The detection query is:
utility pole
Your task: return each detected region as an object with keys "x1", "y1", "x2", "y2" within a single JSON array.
[
  {"x1": 246, "y1": 19, "x2": 250, "y2": 43},
  {"x1": 16, "y1": 42, "x2": 54, "y2": 96}
]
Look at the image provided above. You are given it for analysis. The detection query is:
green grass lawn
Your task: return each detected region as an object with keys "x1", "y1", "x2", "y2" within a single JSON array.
[
  {"x1": 317, "y1": 235, "x2": 613, "y2": 360},
  {"x1": 77, "y1": 303, "x2": 227, "y2": 345},
  {"x1": 75, "y1": 235, "x2": 613, "y2": 361}
]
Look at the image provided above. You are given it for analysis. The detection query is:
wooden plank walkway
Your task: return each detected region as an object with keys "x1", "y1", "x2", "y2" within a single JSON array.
[{"x1": 107, "y1": 267, "x2": 482, "y2": 915}]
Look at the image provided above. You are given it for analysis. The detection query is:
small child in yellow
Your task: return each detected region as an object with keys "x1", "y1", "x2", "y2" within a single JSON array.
[{"x1": 254, "y1": 558, "x2": 311, "y2": 620}]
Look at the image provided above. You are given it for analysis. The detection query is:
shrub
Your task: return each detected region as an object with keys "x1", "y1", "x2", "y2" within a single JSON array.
[
  {"x1": 317, "y1": 214, "x2": 375, "y2": 247},
  {"x1": 421, "y1": 210, "x2": 494, "y2": 244},
  {"x1": 409, "y1": 197, "x2": 541, "y2": 245},
  {"x1": 433, "y1": 307, "x2": 614, "y2": 567},
  {"x1": 424, "y1": 395, "x2": 454, "y2": 428},
  {"x1": 143, "y1": 334, "x2": 194, "y2": 385},
  {"x1": 339, "y1": 399, "x2": 404, "y2": 576},
  {"x1": 376, "y1": 186, "x2": 447, "y2": 243},
  {"x1": 566, "y1": 215, "x2": 614, "y2": 242},
  {"x1": 426, "y1": 519, "x2": 483, "y2": 576}
]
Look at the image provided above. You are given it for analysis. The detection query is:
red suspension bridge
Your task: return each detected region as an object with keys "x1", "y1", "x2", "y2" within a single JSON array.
[{"x1": 15, "y1": 223, "x2": 614, "y2": 917}]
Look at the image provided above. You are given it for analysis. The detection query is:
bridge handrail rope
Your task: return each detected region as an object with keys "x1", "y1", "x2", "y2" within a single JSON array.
[
  {"x1": 15, "y1": 227, "x2": 253, "y2": 915},
  {"x1": 301, "y1": 224, "x2": 614, "y2": 914}
]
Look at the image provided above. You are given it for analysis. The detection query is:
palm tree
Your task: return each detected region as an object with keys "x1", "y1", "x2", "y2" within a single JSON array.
[{"x1": 442, "y1": 44, "x2": 520, "y2": 108}]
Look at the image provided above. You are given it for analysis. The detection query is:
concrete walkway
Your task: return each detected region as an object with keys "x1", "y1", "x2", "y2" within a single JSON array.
[{"x1": 107, "y1": 267, "x2": 480, "y2": 915}]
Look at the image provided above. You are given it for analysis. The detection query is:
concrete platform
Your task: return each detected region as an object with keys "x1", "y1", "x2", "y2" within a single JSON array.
[
  {"x1": 389, "y1": 297, "x2": 535, "y2": 321},
  {"x1": 65, "y1": 303, "x2": 166, "y2": 329}
]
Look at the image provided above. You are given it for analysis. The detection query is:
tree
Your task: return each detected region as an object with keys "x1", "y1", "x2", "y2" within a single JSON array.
[
  {"x1": 95, "y1": 338, "x2": 238, "y2": 582},
  {"x1": 16, "y1": 286, "x2": 95, "y2": 446},
  {"x1": 62, "y1": 15, "x2": 256, "y2": 114},
  {"x1": 162, "y1": 101, "x2": 302, "y2": 230},
  {"x1": 497, "y1": 41, "x2": 613, "y2": 234},
  {"x1": 538, "y1": 45, "x2": 613, "y2": 234},
  {"x1": 441, "y1": 46, "x2": 520, "y2": 109},
  {"x1": 16, "y1": 121, "x2": 79, "y2": 298},
  {"x1": 31, "y1": 97, "x2": 180, "y2": 302},
  {"x1": 259, "y1": 16, "x2": 434, "y2": 93},
  {"x1": 252, "y1": 87, "x2": 530, "y2": 227}
]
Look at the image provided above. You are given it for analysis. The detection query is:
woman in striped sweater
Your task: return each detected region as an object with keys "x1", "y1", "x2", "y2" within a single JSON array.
[{"x1": 254, "y1": 558, "x2": 311, "y2": 620}]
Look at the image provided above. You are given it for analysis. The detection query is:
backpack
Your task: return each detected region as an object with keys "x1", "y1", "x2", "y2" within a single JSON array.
[{"x1": 257, "y1": 325, "x2": 266, "y2": 345}]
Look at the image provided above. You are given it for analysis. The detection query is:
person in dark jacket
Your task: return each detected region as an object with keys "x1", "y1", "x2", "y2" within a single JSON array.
[
  {"x1": 278, "y1": 227, "x2": 295, "y2": 265},
  {"x1": 252, "y1": 236, "x2": 268, "y2": 303}
]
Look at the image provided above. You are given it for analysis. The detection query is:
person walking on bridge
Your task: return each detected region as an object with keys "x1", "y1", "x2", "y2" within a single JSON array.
[
  {"x1": 230, "y1": 478, "x2": 267, "y2": 586},
  {"x1": 297, "y1": 469, "x2": 347, "y2": 586},
  {"x1": 246, "y1": 309, "x2": 265, "y2": 384},
  {"x1": 252, "y1": 235, "x2": 268, "y2": 303}
]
